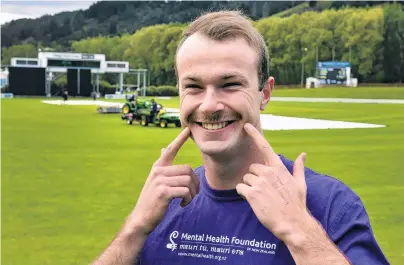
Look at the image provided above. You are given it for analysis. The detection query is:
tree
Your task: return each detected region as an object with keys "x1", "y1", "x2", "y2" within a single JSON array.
[
  {"x1": 383, "y1": 3, "x2": 404, "y2": 83},
  {"x1": 1, "y1": 44, "x2": 37, "y2": 65}
]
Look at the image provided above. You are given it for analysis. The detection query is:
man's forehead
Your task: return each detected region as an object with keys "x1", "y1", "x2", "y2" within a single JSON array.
[
  {"x1": 177, "y1": 33, "x2": 257, "y2": 60},
  {"x1": 177, "y1": 33, "x2": 212, "y2": 56},
  {"x1": 176, "y1": 34, "x2": 258, "y2": 81}
]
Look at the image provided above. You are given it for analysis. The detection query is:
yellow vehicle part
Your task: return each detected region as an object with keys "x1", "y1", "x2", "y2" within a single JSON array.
[
  {"x1": 157, "y1": 109, "x2": 166, "y2": 120},
  {"x1": 122, "y1": 105, "x2": 130, "y2": 114}
]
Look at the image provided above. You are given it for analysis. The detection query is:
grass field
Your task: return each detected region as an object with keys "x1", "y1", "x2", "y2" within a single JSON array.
[
  {"x1": 2, "y1": 86, "x2": 404, "y2": 264},
  {"x1": 272, "y1": 86, "x2": 404, "y2": 99}
]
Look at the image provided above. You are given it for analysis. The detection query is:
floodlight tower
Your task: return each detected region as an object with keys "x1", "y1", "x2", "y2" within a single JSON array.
[{"x1": 301, "y1": 47, "x2": 308, "y2": 87}]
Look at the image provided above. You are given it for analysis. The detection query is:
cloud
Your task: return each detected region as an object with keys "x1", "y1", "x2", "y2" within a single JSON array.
[
  {"x1": 0, "y1": 12, "x2": 35, "y2": 25},
  {"x1": 1, "y1": 1, "x2": 98, "y2": 24}
]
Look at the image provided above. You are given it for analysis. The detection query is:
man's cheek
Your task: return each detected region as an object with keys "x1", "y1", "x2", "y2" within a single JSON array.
[
  {"x1": 180, "y1": 96, "x2": 197, "y2": 126},
  {"x1": 180, "y1": 115, "x2": 188, "y2": 126},
  {"x1": 179, "y1": 109, "x2": 191, "y2": 126}
]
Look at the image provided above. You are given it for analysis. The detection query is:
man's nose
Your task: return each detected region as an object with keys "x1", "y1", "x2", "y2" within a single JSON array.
[{"x1": 199, "y1": 87, "x2": 225, "y2": 114}]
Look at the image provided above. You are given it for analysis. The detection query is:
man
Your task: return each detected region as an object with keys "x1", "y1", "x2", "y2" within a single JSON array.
[
  {"x1": 91, "y1": 11, "x2": 389, "y2": 265},
  {"x1": 60, "y1": 90, "x2": 68, "y2": 105},
  {"x1": 92, "y1": 90, "x2": 97, "y2": 101},
  {"x1": 150, "y1": 99, "x2": 158, "y2": 120}
]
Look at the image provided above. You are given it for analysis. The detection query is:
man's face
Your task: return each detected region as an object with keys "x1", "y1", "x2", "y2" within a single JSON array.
[{"x1": 176, "y1": 33, "x2": 272, "y2": 156}]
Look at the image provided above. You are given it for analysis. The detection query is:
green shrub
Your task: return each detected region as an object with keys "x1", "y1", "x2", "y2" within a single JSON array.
[
  {"x1": 146, "y1": 85, "x2": 178, "y2": 96},
  {"x1": 99, "y1": 80, "x2": 116, "y2": 95}
]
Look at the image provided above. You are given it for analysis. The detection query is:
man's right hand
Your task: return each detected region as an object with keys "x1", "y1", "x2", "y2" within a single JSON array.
[{"x1": 127, "y1": 127, "x2": 200, "y2": 236}]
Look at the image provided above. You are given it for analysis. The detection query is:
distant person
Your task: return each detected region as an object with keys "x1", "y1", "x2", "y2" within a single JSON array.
[
  {"x1": 150, "y1": 99, "x2": 158, "y2": 119},
  {"x1": 62, "y1": 90, "x2": 68, "y2": 104},
  {"x1": 92, "y1": 91, "x2": 97, "y2": 101},
  {"x1": 91, "y1": 11, "x2": 389, "y2": 265}
]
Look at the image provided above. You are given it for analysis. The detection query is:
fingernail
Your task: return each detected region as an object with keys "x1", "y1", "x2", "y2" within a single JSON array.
[{"x1": 244, "y1": 123, "x2": 253, "y2": 131}]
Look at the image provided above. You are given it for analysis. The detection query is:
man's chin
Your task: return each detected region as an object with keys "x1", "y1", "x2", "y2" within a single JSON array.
[{"x1": 194, "y1": 138, "x2": 241, "y2": 157}]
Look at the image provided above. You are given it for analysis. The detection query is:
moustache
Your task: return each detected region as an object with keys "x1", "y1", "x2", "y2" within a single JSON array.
[{"x1": 187, "y1": 111, "x2": 241, "y2": 123}]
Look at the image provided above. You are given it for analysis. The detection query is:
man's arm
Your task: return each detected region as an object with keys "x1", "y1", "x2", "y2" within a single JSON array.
[
  {"x1": 92, "y1": 128, "x2": 199, "y2": 265},
  {"x1": 90, "y1": 221, "x2": 147, "y2": 265},
  {"x1": 283, "y1": 213, "x2": 352, "y2": 265},
  {"x1": 238, "y1": 123, "x2": 351, "y2": 264},
  {"x1": 236, "y1": 123, "x2": 389, "y2": 265},
  {"x1": 90, "y1": 128, "x2": 199, "y2": 265},
  {"x1": 284, "y1": 197, "x2": 390, "y2": 265}
]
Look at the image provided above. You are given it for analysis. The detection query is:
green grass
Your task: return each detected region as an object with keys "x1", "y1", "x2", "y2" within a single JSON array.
[
  {"x1": 272, "y1": 86, "x2": 404, "y2": 99},
  {"x1": 2, "y1": 87, "x2": 404, "y2": 264}
]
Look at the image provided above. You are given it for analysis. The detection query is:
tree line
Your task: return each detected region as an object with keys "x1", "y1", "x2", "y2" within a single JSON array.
[
  {"x1": 1, "y1": 1, "x2": 308, "y2": 49},
  {"x1": 2, "y1": 3, "x2": 403, "y2": 86},
  {"x1": 1, "y1": 1, "x2": 389, "y2": 49}
]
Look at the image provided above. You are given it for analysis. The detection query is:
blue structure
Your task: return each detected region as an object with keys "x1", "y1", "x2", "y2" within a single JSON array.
[{"x1": 0, "y1": 69, "x2": 8, "y2": 88}]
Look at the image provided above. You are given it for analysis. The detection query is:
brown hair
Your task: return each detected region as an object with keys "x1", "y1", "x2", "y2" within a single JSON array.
[{"x1": 175, "y1": 10, "x2": 269, "y2": 91}]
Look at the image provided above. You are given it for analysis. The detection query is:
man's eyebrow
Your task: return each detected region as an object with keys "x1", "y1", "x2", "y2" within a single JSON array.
[
  {"x1": 222, "y1": 73, "x2": 248, "y2": 82},
  {"x1": 183, "y1": 75, "x2": 202, "y2": 82},
  {"x1": 182, "y1": 72, "x2": 248, "y2": 82}
]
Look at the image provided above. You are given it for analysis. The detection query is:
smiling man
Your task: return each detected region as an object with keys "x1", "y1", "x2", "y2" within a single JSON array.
[{"x1": 91, "y1": 11, "x2": 389, "y2": 265}]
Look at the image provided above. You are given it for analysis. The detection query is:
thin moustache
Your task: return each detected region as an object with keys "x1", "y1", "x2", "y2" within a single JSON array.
[
  {"x1": 192, "y1": 120, "x2": 238, "y2": 123},
  {"x1": 188, "y1": 112, "x2": 241, "y2": 123}
]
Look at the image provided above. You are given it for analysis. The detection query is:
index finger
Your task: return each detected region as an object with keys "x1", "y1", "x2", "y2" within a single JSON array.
[
  {"x1": 155, "y1": 127, "x2": 191, "y2": 166},
  {"x1": 244, "y1": 123, "x2": 281, "y2": 166}
]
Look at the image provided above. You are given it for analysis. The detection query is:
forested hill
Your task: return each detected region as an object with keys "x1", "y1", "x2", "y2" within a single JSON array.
[{"x1": 1, "y1": 0, "x2": 387, "y2": 49}]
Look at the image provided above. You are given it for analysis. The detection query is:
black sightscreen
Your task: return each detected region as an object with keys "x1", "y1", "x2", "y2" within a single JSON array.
[
  {"x1": 80, "y1": 69, "x2": 93, "y2": 96},
  {"x1": 67, "y1": 69, "x2": 93, "y2": 96},
  {"x1": 8, "y1": 67, "x2": 46, "y2": 95},
  {"x1": 67, "y1": 69, "x2": 78, "y2": 96}
]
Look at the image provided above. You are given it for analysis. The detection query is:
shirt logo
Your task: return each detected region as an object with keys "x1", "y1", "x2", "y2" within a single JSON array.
[{"x1": 166, "y1": 230, "x2": 179, "y2": 251}]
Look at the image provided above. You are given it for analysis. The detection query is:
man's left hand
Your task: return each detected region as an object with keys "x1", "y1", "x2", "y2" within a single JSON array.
[{"x1": 236, "y1": 123, "x2": 313, "y2": 244}]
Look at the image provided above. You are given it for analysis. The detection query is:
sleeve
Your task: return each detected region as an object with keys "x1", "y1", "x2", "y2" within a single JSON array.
[{"x1": 329, "y1": 198, "x2": 390, "y2": 265}]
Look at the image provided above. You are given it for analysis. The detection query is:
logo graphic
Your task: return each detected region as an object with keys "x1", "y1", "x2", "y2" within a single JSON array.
[{"x1": 166, "y1": 231, "x2": 179, "y2": 251}]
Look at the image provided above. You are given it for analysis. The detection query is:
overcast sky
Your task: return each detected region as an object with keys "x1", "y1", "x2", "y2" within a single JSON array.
[{"x1": 1, "y1": 1, "x2": 99, "y2": 25}]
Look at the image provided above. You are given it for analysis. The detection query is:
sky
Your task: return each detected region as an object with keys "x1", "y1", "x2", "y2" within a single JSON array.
[{"x1": 1, "y1": 1, "x2": 99, "y2": 25}]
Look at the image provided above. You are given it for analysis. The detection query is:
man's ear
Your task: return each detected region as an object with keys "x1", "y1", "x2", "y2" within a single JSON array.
[{"x1": 260, "y1": 77, "x2": 275, "y2": 111}]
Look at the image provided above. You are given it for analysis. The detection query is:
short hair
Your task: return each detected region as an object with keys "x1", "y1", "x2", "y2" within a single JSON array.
[{"x1": 175, "y1": 10, "x2": 269, "y2": 91}]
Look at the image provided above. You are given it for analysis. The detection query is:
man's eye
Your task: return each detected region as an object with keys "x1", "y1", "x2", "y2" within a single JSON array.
[
  {"x1": 223, "y1": 82, "x2": 241, "y2": 88},
  {"x1": 185, "y1": 84, "x2": 202, "y2": 89}
]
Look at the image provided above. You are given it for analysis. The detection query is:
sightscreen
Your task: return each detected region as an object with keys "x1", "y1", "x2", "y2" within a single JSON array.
[
  {"x1": 67, "y1": 69, "x2": 93, "y2": 96},
  {"x1": 8, "y1": 67, "x2": 46, "y2": 95}
]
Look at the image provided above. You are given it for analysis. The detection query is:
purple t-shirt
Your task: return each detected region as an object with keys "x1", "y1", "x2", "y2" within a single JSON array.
[{"x1": 139, "y1": 155, "x2": 389, "y2": 264}]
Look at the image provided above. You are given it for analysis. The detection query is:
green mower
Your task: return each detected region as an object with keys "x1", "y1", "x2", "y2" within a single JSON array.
[{"x1": 121, "y1": 96, "x2": 181, "y2": 128}]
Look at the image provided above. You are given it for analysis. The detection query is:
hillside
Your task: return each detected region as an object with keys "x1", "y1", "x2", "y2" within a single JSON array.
[
  {"x1": 0, "y1": 1, "x2": 387, "y2": 49},
  {"x1": 1, "y1": 1, "x2": 299, "y2": 48}
]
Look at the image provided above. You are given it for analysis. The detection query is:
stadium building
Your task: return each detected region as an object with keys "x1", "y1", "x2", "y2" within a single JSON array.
[{"x1": 2, "y1": 51, "x2": 147, "y2": 98}]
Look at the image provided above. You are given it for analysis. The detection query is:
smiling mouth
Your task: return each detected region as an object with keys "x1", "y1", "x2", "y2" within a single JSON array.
[{"x1": 194, "y1": 121, "x2": 236, "y2": 130}]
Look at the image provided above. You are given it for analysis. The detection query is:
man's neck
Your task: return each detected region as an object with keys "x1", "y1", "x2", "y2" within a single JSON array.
[{"x1": 202, "y1": 141, "x2": 265, "y2": 190}]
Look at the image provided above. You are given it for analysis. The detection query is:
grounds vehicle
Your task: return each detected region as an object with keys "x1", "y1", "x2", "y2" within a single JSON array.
[{"x1": 121, "y1": 96, "x2": 181, "y2": 128}]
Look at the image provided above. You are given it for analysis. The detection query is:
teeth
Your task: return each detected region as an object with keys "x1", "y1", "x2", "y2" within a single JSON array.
[{"x1": 201, "y1": 122, "x2": 229, "y2": 130}]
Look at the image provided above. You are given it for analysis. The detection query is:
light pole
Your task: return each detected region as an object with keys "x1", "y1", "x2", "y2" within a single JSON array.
[{"x1": 301, "y1": 47, "x2": 308, "y2": 88}]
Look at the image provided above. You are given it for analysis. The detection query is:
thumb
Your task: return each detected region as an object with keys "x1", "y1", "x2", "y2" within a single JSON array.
[{"x1": 293, "y1": 152, "x2": 306, "y2": 184}]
